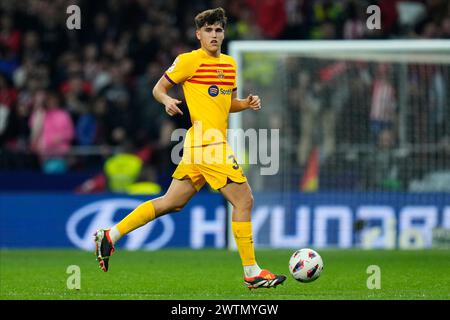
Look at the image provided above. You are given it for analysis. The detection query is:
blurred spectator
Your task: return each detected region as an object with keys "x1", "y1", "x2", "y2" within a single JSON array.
[
  {"x1": 104, "y1": 152, "x2": 142, "y2": 193},
  {"x1": 295, "y1": 65, "x2": 338, "y2": 166},
  {"x1": 281, "y1": 0, "x2": 313, "y2": 39},
  {"x1": 20, "y1": 31, "x2": 46, "y2": 64},
  {"x1": 407, "y1": 64, "x2": 443, "y2": 145},
  {"x1": 89, "y1": 96, "x2": 109, "y2": 146},
  {"x1": 82, "y1": 44, "x2": 100, "y2": 83},
  {"x1": 442, "y1": 16, "x2": 450, "y2": 38},
  {"x1": 100, "y1": 65, "x2": 135, "y2": 147},
  {"x1": 421, "y1": 21, "x2": 440, "y2": 38},
  {"x1": 397, "y1": 0, "x2": 427, "y2": 34},
  {"x1": 130, "y1": 23, "x2": 159, "y2": 76},
  {"x1": 135, "y1": 62, "x2": 171, "y2": 144},
  {"x1": 368, "y1": 128, "x2": 403, "y2": 191},
  {"x1": 337, "y1": 62, "x2": 371, "y2": 144},
  {"x1": 12, "y1": 57, "x2": 35, "y2": 89},
  {"x1": 226, "y1": 3, "x2": 262, "y2": 40},
  {"x1": 61, "y1": 72, "x2": 91, "y2": 119},
  {"x1": 428, "y1": 67, "x2": 447, "y2": 143},
  {"x1": 87, "y1": 12, "x2": 116, "y2": 50},
  {"x1": 0, "y1": 74, "x2": 16, "y2": 146},
  {"x1": 310, "y1": 0, "x2": 344, "y2": 39},
  {"x1": 0, "y1": 14, "x2": 21, "y2": 55},
  {"x1": 39, "y1": 3, "x2": 67, "y2": 62},
  {"x1": 343, "y1": 0, "x2": 366, "y2": 39},
  {"x1": 378, "y1": 0, "x2": 400, "y2": 37},
  {"x1": 369, "y1": 64, "x2": 397, "y2": 144},
  {"x1": 29, "y1": 90, "x2": 74, "y2": 173},
  {"x1": 246, "y1": 0, "x2": 287, "y2": 39},
  {"x1": 75, "y1": 105, "x2": 97, "y2": 146}
]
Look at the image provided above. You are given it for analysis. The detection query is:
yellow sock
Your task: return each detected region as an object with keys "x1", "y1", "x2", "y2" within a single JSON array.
[
  {"x1": 116, "y1": 200, "x2": 156, "y2": 236},
  {"x1": 232, "y1": 221, "x2": 256, "y2": 266}
]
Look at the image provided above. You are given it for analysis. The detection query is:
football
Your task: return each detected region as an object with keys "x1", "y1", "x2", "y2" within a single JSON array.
[{"x1": 289, "y1": 248, "x2": 324, "y2": 283}]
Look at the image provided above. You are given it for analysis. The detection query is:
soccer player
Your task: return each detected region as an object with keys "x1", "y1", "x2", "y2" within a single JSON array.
[{"x1": 94, "y1": 7, "x2": 286, "y2": 289}]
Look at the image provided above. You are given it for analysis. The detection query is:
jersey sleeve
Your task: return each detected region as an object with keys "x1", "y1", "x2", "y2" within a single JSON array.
[{"x1": 164, "y1": 53, "x2": 196, "y2": 85}]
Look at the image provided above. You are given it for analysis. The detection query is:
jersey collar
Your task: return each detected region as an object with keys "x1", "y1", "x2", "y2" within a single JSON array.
[{"x1": 198, "y1": 47, "x2": 221, "y2": 59}]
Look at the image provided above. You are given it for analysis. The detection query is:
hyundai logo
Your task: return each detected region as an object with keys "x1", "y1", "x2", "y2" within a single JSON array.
[{"x1": 66, "y1": 199, "x2": 174, "y2": 251}]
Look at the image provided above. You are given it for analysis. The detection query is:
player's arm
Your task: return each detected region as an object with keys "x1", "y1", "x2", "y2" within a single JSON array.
[
  {"x1": 152, "y1": 76, "x2": 184, "y2": 116},
  {"x1": 230, "y1": 91, "x2": 261, "y2": 113}
]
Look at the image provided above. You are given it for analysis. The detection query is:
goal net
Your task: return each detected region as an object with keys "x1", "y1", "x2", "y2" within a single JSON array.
[{"x1": 227, "y1": 40, "x2": 450, "y2": 249}]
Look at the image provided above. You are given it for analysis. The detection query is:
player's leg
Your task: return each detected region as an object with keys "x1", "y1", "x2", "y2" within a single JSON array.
[
  {"x1": 219, "y1": 181, "x2": 286, "y2": 289},
  {"x1": 94, "y1": 178, "x2": 197, "y2": 272},
  {"x1": 113, "y1": 178, "x2": 197, "y2": 237}
]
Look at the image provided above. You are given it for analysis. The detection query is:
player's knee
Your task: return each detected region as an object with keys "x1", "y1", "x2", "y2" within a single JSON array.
[
  {"x1": 163, "y1": 197, "x2": 187, "y2": 213},
  {"x1": 157, "y1": 196, "x2": 183, "y2": 214},
  {"x1": 236, "y1": 194, "x2": 253, "y2": 212},
  {"x1": 246, "y1": 194, "x2": 254, "y2": 211}
]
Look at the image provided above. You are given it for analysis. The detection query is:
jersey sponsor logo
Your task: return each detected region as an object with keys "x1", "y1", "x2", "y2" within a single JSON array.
[
  {"x1": 66, "y1": 199, "x2": 174, "y2": 250},
  {"x1": 207, "y1": 86, "x2": 232, "y2": 97},
  {"x1": 208, "y1": 85, "x2": 219, "y2": 97},
  {"x1": 220, "y1": 88, "x2": 233, "y2": 95}
]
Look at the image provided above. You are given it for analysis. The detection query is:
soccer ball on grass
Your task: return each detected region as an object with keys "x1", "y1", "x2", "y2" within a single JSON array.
[{"x1": 288, "y1": 248, "x2": 323, "y2": 283}]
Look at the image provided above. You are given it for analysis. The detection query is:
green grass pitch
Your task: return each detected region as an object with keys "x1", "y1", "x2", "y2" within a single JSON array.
[{"x1": 1, "y1": 249, "x2": 449, "y2": 300}]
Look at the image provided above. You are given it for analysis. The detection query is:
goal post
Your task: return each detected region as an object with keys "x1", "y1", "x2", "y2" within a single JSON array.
[
  {"x1": 227, "y1": 40, "x2": 450, "y2": 250},
  {"x1": 229, "y1": 40, "x2": 450, "y2": 152}
]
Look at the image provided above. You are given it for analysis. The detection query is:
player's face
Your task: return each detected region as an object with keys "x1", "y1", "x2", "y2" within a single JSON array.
[{"x1": 196, "y1": 22, "x2": 224, "y2": 56}]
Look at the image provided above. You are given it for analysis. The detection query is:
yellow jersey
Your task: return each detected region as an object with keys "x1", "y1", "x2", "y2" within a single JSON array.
[{"x1": 164, "y1": 48, "x2": 237, "y2": 148}]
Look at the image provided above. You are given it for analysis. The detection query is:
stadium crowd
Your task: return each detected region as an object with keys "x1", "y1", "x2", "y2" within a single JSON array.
[{"x1": 0, "y1": 0, "x2": 449, "y2": 191}]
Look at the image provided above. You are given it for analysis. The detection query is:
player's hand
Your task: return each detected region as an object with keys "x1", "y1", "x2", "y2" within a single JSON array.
[
  {"x1": 164, "y1": 98, "x2": 184, "y2": 116},
  {"x1": 246, "y1": 94, "x2": 261, "y2": 111}
]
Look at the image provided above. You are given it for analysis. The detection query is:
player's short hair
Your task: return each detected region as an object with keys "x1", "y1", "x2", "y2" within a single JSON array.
[{"x1": 195, "y1": 7, "x2": 227, "y2": 29}]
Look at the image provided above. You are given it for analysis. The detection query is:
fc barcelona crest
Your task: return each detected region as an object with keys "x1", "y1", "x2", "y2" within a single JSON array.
[{"x1": 217, "y1": 69, "x2": 224, "y2": 79}]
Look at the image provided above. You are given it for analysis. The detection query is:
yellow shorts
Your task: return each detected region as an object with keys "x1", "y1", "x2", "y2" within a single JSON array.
[{"x1": 172, "y1": 142, "x2": 247, "y2": 191}]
